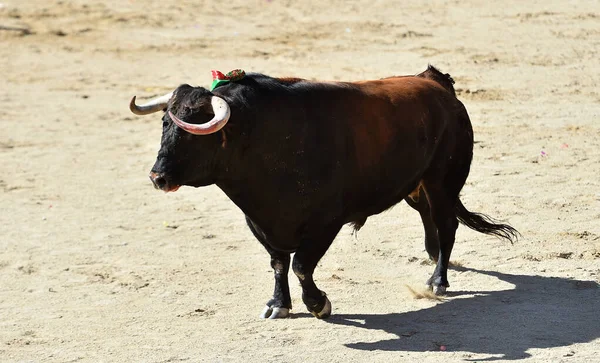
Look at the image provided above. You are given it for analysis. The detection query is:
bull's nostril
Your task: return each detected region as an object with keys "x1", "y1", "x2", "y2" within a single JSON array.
[
  {"x1": 149, "y1": 172, "x2": 167, "y2": 190},
  {"x1": 154, "y1": 176, "x2": 167, "y2": 189}
]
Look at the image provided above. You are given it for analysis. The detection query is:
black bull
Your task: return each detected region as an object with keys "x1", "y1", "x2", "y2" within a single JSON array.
[{"x1": 129, "y1": 66, "x2": 518, "y2": 319}]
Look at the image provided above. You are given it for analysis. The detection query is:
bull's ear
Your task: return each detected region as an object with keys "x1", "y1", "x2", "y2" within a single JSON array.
[{"x1": 168, "y1": 84, "x2": 188, "y2": 107}]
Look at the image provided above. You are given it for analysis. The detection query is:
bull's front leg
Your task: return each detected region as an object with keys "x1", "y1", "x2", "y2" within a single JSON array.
[
  {"x1": 291, "y1": 226, "x2": 340, "y2": 319},
  {"x1": 260, "y1": 252, "x2": 292, "y2": 319},
  {"x1": 292, "y1": 251, "x2": 331, "y2": 319},
  {"x1": 245, "y1": 216, "x2": 292, "y2": 319}
]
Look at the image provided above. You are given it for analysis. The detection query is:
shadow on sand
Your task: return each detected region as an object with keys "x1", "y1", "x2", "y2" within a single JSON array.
[{"x1": 325, "y1": 267, "x2": 599, "y2": 360}]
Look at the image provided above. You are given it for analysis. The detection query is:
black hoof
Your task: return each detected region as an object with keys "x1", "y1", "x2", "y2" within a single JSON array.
[
  {"x1": 426, "y1": 276, "x2": 449, "y2": 295},
  {"x1": 309, "y1": 296, "x2": 331, "y2": 319},
  {"x1": 304, "y1": 292, "x2": 332, "y2": 319}
]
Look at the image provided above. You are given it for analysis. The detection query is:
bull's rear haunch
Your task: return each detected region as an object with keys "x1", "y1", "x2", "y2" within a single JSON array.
[{"x1": 129, "y1": 66, "x2": 518, "y2": 319}]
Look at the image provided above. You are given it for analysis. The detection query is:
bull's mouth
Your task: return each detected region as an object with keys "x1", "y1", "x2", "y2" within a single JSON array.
[
  {"x1": 163, "y1": 185, "x2": 180, "y2": 193},
  {"x1": 149, "y1": 172, "x2": 180, "y2": 193}
]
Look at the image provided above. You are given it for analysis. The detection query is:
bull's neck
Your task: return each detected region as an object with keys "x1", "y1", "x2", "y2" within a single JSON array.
[{"x1": 214, "y1": 143, "x2": 277, "y2": 230}]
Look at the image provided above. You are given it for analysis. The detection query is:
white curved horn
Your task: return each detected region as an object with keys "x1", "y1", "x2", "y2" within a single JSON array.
[
  {"x1": 168, "y1": 96, "x2": 231, "y2": 135},
  {"x1": 129, "y1": 91, "x2": 174, "y2": 115}
]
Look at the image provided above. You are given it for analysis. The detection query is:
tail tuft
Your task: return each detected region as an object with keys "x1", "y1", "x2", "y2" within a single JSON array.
[{"x1": 455, "y1": 199, "x2": 520, "y2": 243}]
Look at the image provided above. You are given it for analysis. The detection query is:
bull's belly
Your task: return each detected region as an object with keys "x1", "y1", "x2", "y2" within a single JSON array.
[
  {"x1": 341, "y1": 173, "x2": 423, "y2": 228},
  {"x1": 235, "y1": 162, "x2": 427, "y2": 252}
]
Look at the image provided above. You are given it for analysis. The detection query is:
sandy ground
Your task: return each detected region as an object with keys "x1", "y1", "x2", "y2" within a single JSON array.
[{"x1": 1, "y1": 0, "x2": 599, "y2": 362}]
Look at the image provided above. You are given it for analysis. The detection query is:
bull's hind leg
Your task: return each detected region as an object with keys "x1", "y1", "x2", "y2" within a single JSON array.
[
  {"x1": 246, "y1": 216, "x2": 292, "y2": 319},
  {"x1": 292, "y1": 225, "x2": 341, "y2": 319},
  {"x1": 405, "y1": 185, "x2": 440, "y2": 262},
  {"x1": 421, "y1": 182, "x2": 459, "y2": 295}
]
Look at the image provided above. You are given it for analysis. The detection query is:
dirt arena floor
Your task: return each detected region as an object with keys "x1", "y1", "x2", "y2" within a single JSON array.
[{"x1": 1, "y1": 1, "x2": 599, "y2": 362}]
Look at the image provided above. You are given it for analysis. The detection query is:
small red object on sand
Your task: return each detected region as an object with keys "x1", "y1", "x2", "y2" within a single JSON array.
[{"x1": 440, "y1": 345, "x2": 447, "y2": 351}]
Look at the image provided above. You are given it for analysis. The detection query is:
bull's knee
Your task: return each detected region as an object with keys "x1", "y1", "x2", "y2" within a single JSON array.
[
  {"x1": 271, "y1": 259, "x2": 286, "y2": 275},
  {"x1": 292, "y1": 258, "x2": 307, "y2": 281}
]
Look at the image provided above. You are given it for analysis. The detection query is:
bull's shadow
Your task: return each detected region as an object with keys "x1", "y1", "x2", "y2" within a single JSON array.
[{"x1": 326, "y1": 267, "x2": 599, "y2": 360}]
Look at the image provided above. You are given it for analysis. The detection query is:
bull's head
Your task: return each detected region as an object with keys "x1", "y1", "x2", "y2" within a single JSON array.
[{"x1": 129, "y1": 85, "x2": 231, "y2": 192}]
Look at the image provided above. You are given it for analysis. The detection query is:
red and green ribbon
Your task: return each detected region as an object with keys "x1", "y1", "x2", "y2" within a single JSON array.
[{"x1": 210, "y1": 69, "x2": 246, "y2": 91}]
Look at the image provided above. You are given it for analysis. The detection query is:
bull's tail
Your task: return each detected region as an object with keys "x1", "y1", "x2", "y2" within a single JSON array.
[
  {"x1": 416, "y1": 65, "x2": 456, "y2": 96},
  {"x1": 455, "y1": 199, "x2": 520, "y2": 243}
]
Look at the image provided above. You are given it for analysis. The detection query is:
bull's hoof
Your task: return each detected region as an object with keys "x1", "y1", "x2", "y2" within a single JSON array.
[
  {"x1": 260, "y1": 305, "x2": 290, "y2": 319},
  {"x1": 308, "y1": 296, "x2": 332, "y2": 319},
  {"x1": 426, "y1": 281, "x2": 449, "y2": 296},
  {"x1": 432, "y1": 284, "x2": 447, "y2": 295}
]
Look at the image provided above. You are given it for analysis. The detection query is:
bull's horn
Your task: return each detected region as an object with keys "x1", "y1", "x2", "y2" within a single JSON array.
[
  {"x1": 168, "y1": 96, "x2": 231, "y2": 135},
  {"x1": 129, "y1": 91, "x2": 174, "y2": 115}
]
